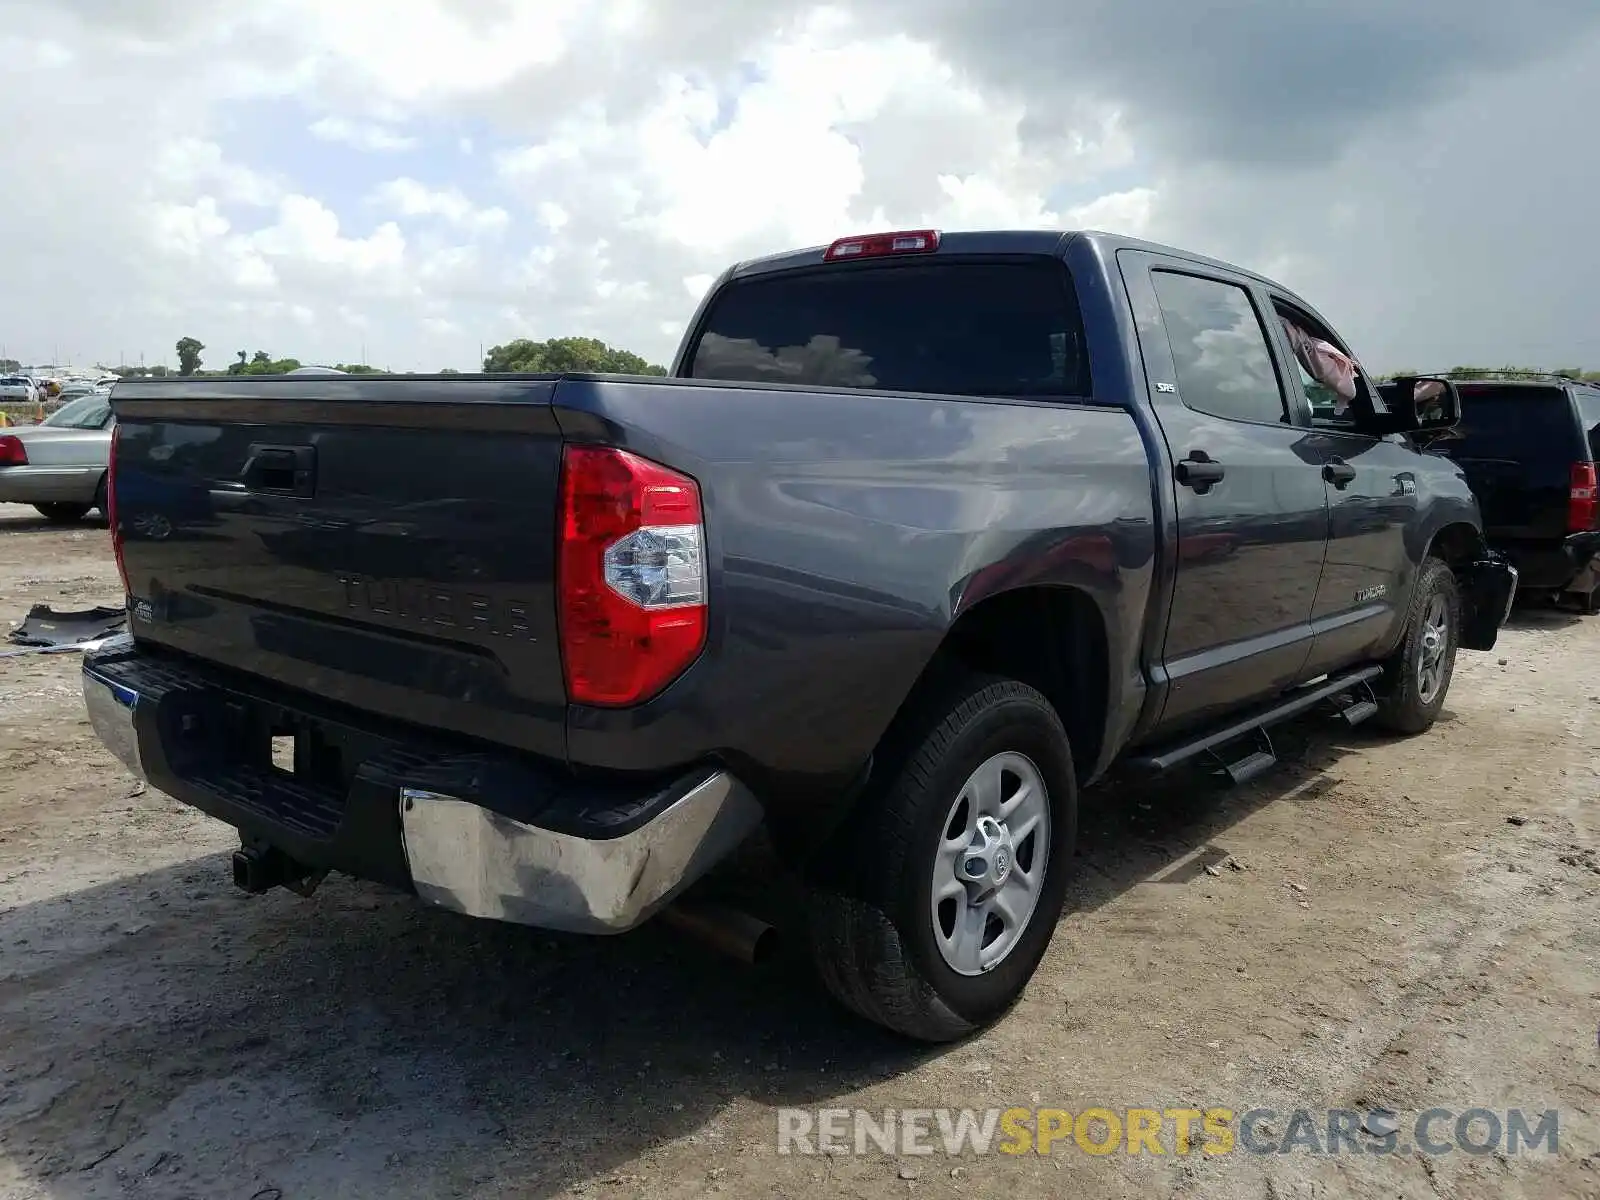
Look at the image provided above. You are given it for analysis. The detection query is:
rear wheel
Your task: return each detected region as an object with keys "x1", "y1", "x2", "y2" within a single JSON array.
[
  {"x1": 1374, "y1": 557, "x2": 1460, "y2": 734},
  {"x1": 93, "y1": 474, "x2": 108, "y2": 518},
  {"x1": 34, "y1": 502, "x2": 91, "y2": 523},
  {"x1": 806, "y1": 673, "x2": 1077, "y2": 1042}
]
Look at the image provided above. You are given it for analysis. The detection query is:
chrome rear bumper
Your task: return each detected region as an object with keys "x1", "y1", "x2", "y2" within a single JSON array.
[
  {"x1": 82, "y1": 655, "x2": 762, "y2": 935},
  {"x1": 399, "y1": 775, "x2": 762, "y2": 934},
  {"x1": 84, "y1": 660, "x2": 144, "y2": 778}
]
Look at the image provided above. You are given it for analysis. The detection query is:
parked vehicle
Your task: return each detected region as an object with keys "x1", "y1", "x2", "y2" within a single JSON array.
[
  {"x1": 0, "y1": 393, "x2": 114, "y2": 521},
  {"x1": 0, "y1": 376, "x2": 38, "y2": 404},
  {"x1": 83, "y1": 229, "x2": 1516, "y2": 1040},
  {"x1": 1429, "y1": 377, "x2": 1600, "y2": 611}
]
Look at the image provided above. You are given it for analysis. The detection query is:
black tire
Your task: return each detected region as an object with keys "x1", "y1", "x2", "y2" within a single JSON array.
[
  {"x1": 806, "y1": 673, "x2": 1077, "y2": 1042},
  {"x1": 93, "y1": 473, "x2": 108, "y2": 518},
  {"x1": 34, "y1": 502, "x2": 91, "y2": 523},
  {"x1": 1374, "y1": 557, "x2": 1460, "y2": 735}
]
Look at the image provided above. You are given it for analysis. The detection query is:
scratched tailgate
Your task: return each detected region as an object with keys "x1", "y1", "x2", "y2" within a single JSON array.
[{"x1": 108, "y1": 374, "x2": 569, "y2": 760}]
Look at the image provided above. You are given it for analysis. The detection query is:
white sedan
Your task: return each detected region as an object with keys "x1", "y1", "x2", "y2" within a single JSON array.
[{"x1": 0, "y1": 376, "x2": 38, "y2": 404}]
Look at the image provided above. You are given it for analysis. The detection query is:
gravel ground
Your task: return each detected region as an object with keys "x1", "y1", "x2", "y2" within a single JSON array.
[{"x1": 1, "y1": 501, "x2": 1597, "y2": 1199}]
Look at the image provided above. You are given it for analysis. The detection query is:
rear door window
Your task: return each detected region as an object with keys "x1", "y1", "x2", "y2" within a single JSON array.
[
  {"x1": 1151, "y1": 271, "x2": 1288, "y2": 426},
  {"x1": 1571, "y1": 388, "x2": 1600, "y2": 462},
  {"x1": 685, "y1": 259, "x2": 1089, "y2": 398}
]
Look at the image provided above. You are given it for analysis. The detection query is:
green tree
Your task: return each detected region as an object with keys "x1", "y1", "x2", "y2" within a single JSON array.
[
  {"x1": 226, "y1": 350, "x2": 303, "y2": 375},
  {"x1": 176, "y1": 336, "x2": 205, "y2": 376},
  {"x1": 0, "y1": 358, "x2": 20, "y2": 373},
  {"x1": 333, "y1": 363, "x2": 383, "y2": 374},
  {"x1": 482, "y1": 336, "x2": 667, "y2": 375}
]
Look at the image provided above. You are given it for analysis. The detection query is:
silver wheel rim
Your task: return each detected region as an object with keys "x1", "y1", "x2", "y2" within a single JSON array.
[
  {"x1": 1417, "y1": 593, "x2": 1450, "y2": 703},
  {"x1": 931, "y1": 751, "x2": 1051, "y2": 976}
]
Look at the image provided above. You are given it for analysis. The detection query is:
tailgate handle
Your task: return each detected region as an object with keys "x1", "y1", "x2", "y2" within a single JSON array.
[{"x1": 242, "y1": 444, "x2": 316, "y2": 497}]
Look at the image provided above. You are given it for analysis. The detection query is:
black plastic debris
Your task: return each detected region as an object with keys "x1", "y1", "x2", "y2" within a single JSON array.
[{"x1": 8, "y1": 603, "x2": 127, "y2": 647}]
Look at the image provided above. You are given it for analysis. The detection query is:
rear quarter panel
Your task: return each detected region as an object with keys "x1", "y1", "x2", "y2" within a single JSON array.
[{"x1": 552, "y1": 376, "x2": 1157, "y2": 799}]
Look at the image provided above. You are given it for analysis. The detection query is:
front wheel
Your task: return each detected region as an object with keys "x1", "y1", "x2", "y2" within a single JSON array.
[
  {"x1": 1374, "y1": 557, "x2": 1460, "y2": 734},
  {"x1": 807, "y1": 674, "x2": 1077, "y2": 1042},
  {"x1": 34, "y1": 502, "x2": 91, "y2": 523}
]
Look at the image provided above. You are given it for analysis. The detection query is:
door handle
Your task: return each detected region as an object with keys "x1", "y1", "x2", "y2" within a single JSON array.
[
  {"x1": 1175, "y1": 453, "x2": 1225, "y2": 494},
  {"x1": 1323, "y1": 459, "x2": 1357, "y2": 489},
  {"x1": 242, "y1": 443, "x2": 316, "y2": 497}
]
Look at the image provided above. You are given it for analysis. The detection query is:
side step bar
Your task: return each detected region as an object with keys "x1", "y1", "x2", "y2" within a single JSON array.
[{"x1": 1129, "y1": 665, "x2": 1385, "y2": 774}]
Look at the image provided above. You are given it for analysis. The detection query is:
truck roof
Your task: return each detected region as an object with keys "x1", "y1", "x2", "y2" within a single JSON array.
[{"x1": 727, "y1": 229, "x2": 1295, "y2": 294}]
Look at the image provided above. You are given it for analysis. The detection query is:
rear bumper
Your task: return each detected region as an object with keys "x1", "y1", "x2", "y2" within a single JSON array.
[
  {"x1": 1560, "y1": 531, "x2": 1600, "y2": 598},
  {"x1": 83, "y1": 638, "x2": 761, "y2": 933},
  {"x1": 1495, "y1": 532, "x2": 1600, "y2": 594}
]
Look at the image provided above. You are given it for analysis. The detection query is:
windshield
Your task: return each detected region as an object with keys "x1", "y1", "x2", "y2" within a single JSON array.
[
  {"x1": 686, "y1": 259, "x2": 1090, "y2": 397},
  {"x1": 43, "y1": 395, "x2": 111, "y2": 428}
]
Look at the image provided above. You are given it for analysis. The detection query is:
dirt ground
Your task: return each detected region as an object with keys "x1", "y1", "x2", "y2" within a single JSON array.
[{"x1": 0, "y1": 499, "x2": 1597, "y2": 1199}]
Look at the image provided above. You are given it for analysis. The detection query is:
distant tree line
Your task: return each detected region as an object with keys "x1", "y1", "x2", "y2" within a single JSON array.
[{"x1": 92, "y1": 335, "x2": 670, "y2": 380}]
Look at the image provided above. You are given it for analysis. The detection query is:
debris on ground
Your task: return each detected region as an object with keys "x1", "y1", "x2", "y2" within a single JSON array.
[
  {"x1": 8, "y1": 603, "x2": 126, "y2": 647},
  {"x1": 3, "y1": 603, "x2": 125, "y2": 657}
]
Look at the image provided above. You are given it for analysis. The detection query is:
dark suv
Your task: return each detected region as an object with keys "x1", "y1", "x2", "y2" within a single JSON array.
[{"x1": 1436, "y1": 378, "x2": 1600, "y2": 609}]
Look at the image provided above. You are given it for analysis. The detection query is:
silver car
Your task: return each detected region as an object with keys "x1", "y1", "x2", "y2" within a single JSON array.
[{"x1": 0, "y1": 393, "x2": 114, "y2": 522}]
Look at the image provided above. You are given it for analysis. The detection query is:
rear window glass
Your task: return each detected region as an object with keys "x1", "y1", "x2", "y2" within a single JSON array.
[
  {"x1": 1449, "y1": 385, "x2": 1578, "y2": 464},
  {"x1": 686, "y1": 260, "x2": 1089, "y2": 398}
]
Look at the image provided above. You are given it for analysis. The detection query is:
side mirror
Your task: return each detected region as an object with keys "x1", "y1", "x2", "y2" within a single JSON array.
[{"x1": 1376, "y1": 376, "x2": 1462, "y2": 436}]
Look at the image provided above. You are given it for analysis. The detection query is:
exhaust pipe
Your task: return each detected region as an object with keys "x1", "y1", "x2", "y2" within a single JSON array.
[{"x1": 660, "y1": 901, "x2": 777, "y2": 965}]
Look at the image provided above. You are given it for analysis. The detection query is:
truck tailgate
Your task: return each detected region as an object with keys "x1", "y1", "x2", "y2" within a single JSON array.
[{"x1": 111, "y1": 377, "x2": 568, "y2": 761}]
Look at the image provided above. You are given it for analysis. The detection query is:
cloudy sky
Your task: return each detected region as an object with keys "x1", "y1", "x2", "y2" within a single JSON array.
[{"x1": 5, "y1": 0, "x2": 1598, "y2": 374}]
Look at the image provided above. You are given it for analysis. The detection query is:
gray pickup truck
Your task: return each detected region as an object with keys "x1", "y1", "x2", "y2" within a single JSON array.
[{"x1": 84, "y1": 229, "x2": 1516, "y2": 1040}]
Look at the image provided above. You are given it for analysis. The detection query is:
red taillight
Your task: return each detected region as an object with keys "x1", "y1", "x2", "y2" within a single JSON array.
[
  {"x1": 557, "y1": 446, "x2": 707, "y2": 707},
  {"x1": 1570, "y1": 462, "x2": 1598, "y2": 534},
  {"x1": 108, "y1": 423, "x2": 130, "y2": 597},
  {"x1": 823, "y1": 228, "x2": 940, "y2": 262},
  {"x1": 0, "y1": 435, "x2": 26, "y2": 465}
]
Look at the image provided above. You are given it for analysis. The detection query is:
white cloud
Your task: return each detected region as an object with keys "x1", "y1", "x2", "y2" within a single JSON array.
[
  {"x1": 369, "y1": 178, "x2": 509, "y2": 234},
  {"x1": 309, "y1": 116, "x2": 418, "y2": 153},
  {"x1": 1, "y1": 0, "x2": 1592, "y2": 377},
  {"x1": 1065, "y1": 187, "x2": 1157, "y2": 237}
]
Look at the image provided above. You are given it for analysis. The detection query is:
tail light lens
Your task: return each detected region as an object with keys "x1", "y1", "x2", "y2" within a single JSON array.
[
  {"x1": 557, "y1": 446, "x2": 707, "y2": 707},
  {"x1": 0, "y1": 435, "x2": 26, "y2": 465},
  {"x1": 1570, "y1": 462, "x2": 1598, "y2": 534},
  {"x1": 108, "y1": 423, "x2": 130, "y2": 597}
]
